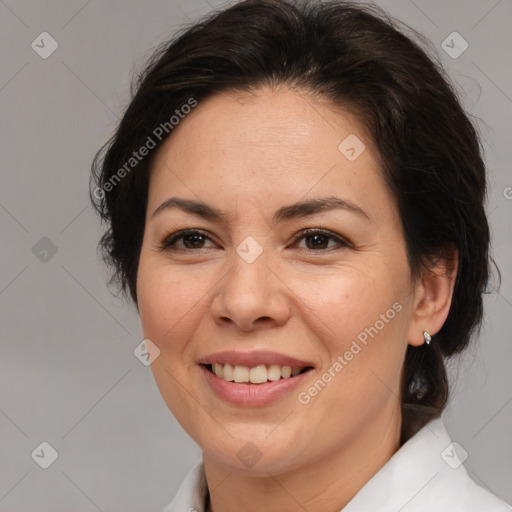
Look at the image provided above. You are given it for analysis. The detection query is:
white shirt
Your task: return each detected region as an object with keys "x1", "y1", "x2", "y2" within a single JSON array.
[{"x1": 162, "y1": 417, "x2": 510, "y2": 511}]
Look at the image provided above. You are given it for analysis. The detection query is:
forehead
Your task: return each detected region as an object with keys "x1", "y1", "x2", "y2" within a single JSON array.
[{"x1": 148, "y1": 87, "x2": 387, "y2": 216}]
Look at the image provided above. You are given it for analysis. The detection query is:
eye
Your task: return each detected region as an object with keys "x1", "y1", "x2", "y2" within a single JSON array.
[
  {"x1": 291, "y1": 228, "x2": 350, "y2": 251},
  {"x1": 159, "y1": 229, "x2": 216, "y2": 251},
  {"x1": 159, "y1": 228, "x2": 350, "y2": 253}
]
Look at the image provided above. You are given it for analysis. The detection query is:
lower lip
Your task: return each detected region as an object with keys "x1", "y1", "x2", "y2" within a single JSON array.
[{"x1": 200, "y1": 365, "x2": 313, "y2": 407}]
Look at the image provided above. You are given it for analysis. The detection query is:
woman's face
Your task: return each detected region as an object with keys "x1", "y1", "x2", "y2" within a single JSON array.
[{"x1": 137, "y1": 87, "x2": 419, "y2": 475}]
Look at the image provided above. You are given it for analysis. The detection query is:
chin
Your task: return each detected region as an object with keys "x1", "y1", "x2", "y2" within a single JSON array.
[{"x1": 200, "y1": 428, "x2": 310, "y2": 477}]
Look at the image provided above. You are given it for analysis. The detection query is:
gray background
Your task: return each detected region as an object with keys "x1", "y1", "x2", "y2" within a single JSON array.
[{"x1": 0, "y1": 0, "x2": 511, "y2": 510}]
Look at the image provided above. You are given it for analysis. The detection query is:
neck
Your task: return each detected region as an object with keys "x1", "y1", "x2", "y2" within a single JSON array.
[{"x1": 203, "y1": 405, "x2": 401, "y2": 512}]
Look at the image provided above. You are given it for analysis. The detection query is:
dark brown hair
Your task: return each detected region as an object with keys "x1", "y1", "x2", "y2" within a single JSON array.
[{"x1": 90, "y1": 0, "x2": 497, "y2": 442}]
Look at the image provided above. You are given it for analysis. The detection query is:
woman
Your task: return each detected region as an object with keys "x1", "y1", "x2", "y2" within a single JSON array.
[{"x1": 90, "y1": 0, "x2": 509, "y2": 510}]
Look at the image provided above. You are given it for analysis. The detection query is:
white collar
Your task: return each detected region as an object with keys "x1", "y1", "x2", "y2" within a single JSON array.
[{"x1": 162, "y1": 417, "x2": 508, "y2": 511}]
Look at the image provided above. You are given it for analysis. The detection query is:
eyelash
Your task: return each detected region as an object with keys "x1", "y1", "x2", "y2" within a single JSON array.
[{"x1": 158, "y1": 228, "x2": 351, "y2": 253}]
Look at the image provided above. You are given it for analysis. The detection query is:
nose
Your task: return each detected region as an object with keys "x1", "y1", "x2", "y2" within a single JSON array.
[{"x1": 209, "y1": 249, "x2": 291, "y2": 332}]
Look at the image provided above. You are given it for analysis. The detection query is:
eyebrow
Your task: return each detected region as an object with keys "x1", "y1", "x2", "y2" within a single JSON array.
[{"x1": 151, "y1": 196, "x2": 371, "y2": 224}]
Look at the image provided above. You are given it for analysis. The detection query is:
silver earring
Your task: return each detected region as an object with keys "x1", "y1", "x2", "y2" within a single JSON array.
[{"x1": 423, "y1": 331, "x2": 431, "y2": 345}]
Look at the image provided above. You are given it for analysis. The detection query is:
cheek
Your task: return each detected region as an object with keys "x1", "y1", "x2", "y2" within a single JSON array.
[
  {"x1": 293, "y1": 265, "x2": 408, "y2": 389},
  {"x1": 136, "y1": 260, "x2": 211, "y2": 433},
  {"x1": 136, "y1": 260, "x2": 208, "y2": 349},
  {"x1": 293, "y1": 263, "x2": 402, "y2": 341}
]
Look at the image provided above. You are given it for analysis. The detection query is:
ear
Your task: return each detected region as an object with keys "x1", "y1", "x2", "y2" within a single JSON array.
[{"x1": 407, "y1": 245, "x2": 458, "y2": 347}]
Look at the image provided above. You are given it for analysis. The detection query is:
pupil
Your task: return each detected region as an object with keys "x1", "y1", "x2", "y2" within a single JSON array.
[
  {"x1": 307, "y1": 234, "x2": 327, "y2": 249},
  {"x1": 184, "y1": 234, "x2": 204, "y2": 248}
]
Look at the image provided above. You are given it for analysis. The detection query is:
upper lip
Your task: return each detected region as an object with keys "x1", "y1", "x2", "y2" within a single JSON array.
[{"x1": 197, "y1": 350, "x2": 314, "y2": 368}]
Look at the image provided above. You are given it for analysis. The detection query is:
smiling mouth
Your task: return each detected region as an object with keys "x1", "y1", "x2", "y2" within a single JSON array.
[{"x1": 202, "y1": 363, "x2": 314, "y2": 384}]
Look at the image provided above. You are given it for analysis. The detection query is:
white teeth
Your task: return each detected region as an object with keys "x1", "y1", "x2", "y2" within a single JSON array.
[
  {"x1": 209, "y1": 363, "x2": 307, "y2": 383},
  {"x1": 213, "y1": 363, "x2": 224, "y2": 378},
  {"x1": 281, "y1": 365, "x2": 292, "y2": 379},
  {"x1": 249, "y1": 365, "x2": 267, "y2": 383},
  {"x1": 233, "y1": 365, "x2": 249, "y2": 383},
  {"x1": 223, "y1": 363, "x2": 234, "y2": 381},
  {"x1": 267, "y1": 364, "x2": 282, "y2": 381}
]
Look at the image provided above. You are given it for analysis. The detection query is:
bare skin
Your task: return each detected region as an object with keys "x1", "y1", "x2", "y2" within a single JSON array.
[{"x1": 136, "y1": 86, "x2": 457, "y2": 512}]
